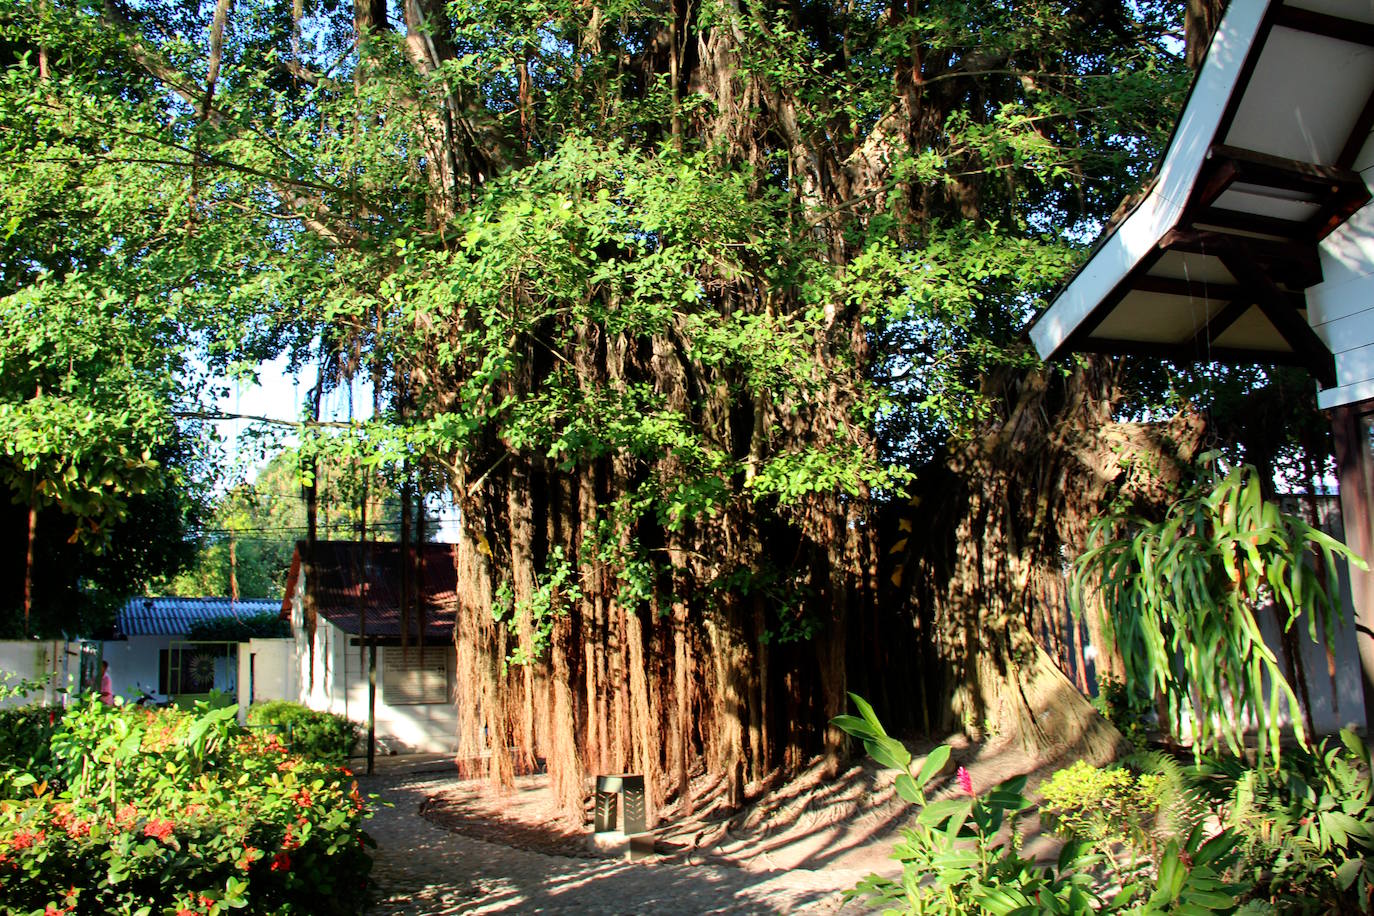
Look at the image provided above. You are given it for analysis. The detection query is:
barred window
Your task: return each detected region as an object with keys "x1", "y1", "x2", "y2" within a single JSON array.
[{"x1": 382, "y1": 647, "x2": 450, "y2": 705}]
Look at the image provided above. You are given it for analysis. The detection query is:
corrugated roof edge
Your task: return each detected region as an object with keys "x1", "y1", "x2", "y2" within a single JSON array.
[{"x1": 115, "y1": 596, "x2": 284, "y2": 637}]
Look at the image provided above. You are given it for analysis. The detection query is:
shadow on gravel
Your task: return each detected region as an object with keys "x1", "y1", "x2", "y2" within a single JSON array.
[{"x1": 361, "y1": 770, "x2": 846, "y2": 915}]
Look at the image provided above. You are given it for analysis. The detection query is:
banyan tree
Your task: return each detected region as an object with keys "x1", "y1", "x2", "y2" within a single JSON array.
[{"x1": 2, "y1": 0, "x2": 1215, "y2": 816}]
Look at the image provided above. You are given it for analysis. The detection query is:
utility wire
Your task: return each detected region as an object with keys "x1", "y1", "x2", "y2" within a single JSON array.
[{"x1": 196, "y1": 518, "x2": 460, "y2": 534}]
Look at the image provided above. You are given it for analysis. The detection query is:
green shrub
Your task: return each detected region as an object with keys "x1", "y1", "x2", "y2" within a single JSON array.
[
  {"x1": 1192, "y1": 730, "x2": 1374, "y2": 912},
  {"x1": 0, "y1": 675, "x2": 66, "y2": 797},
  {"x1": 833, "y1": 694, "x2": 1245, "y2": 914},
  {"x1": 1089, "y1": 674, "x2": 1151, "y2": 752},
  {"x1": 0, "y1": 697, "x2": 373, "y2": 915},
  {"x1": 186, "y1": 612, "x2": 291, "y2": 641},
  {"x1": 247, "y1": 701, "x2": 360, "y2": 765},
  {"x1": 1035, "y1": 742, "x2": 1374, "y2": 915},
  {"x1": 1041, "y1": 759, "x2": 1165, "y2": 846},
  {"x1": 1040, "y1": 752, "x2": 1215, "y2": 900},
  {"x1": 0, "y1": 704, "x2": 63, "y2": 776}
]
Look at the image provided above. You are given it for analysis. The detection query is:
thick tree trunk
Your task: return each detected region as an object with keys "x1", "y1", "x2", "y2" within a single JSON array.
[
  {"x1": 624, "y1": 603, "x2": 657, "y2": 823},
  {"x1": 452, "y1": 505, "x2": 517, "y2": 789},
  {"x1": 1186, "y1": 0, "x2": 1227, "y2": 73},
  {"x1": 542, "y1": 470, "x2": 584, "y2": 813},
  {"x1": 399, "y1": 473, "x2": 411, "y2": 647},
  {"x1": 820, "y1": 541, "x2": 850, "y2": 777},
  {"x1": 707, "y1": 605, "x2": 748, "y2": 809},
  {"x1": 897, "y1": 360, "x2": 1204, "y2": 762},
  {"x1": 671, "y1": 572, "x2": 692, "y2": 812}
]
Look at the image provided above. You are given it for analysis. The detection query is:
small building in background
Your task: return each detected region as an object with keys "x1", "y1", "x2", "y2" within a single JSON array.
[
  {"x1": 102, "y1": 597, "x2": 281, "y2": 706},
  {"x1": 281, "y1": 541, "x2": 460, "y2": 754}
]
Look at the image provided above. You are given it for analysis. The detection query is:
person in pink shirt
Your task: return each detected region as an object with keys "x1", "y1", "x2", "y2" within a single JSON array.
[{"x1": 99, "y1": 661, "x2": 113, "y2": 705}]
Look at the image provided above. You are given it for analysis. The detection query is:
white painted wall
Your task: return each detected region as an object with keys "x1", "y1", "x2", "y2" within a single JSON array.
[
  {"x1": 101, "y1": 636, "x2": 240, "y2": 705},
  {"x1": 1259, "y1": 498, "x2": 1367, "y2": 734},
  {"x1": 289, "y1": 613, "x2": 459, "y2": 753},
  {"x1": 100, "y1": 636, "x2": 167, "y2": 703},
  {"x1": 1313, "y1": 127, "x2": 1374, "y2": 410},
  {"x1": 237, "y1": 638, "x2": 294, "y2": 712},
  {"x1": 0, "y1": 640, "x2": 85, "y2": 707},
  {"x1": 286, "y1": 564, "x2": 459, "y2": 753},
  {"x1": 1255, "y1": 593, "x2": 1365, "y2": 735}
]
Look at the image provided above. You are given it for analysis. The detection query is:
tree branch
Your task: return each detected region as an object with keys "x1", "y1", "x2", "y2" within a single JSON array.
[
  {"x1": 175, "y1": 410, "x2": 358, "y2": 429},
  {"x1": 203, "y1": 0, "x2": 234, "y2": 117}
]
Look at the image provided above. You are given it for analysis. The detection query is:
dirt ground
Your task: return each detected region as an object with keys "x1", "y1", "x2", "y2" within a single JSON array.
[{"x1": 361, "y1": 732, "x2": 1068, "y2": 913}]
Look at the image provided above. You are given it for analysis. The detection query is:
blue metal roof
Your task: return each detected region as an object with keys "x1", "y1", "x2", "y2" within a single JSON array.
[{"x1": 117, "y1": 597, "x2": 281, "y2": 637}]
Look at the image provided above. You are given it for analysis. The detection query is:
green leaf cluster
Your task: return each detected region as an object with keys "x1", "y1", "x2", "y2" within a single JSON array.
[
  {"x1": 1073, "y1": 462, "x2": 1366, "y2": 762},
  {"x1": 834, "y1": 694, "x2": 1248, "y2": 915},
  {"x1": 493, "y1": 546, "x2": 583, "y2": 669},
  {"x1": 186, "y1": 612, "x2": 290, "y2": 642},
  {"x1": 245, "y1": 700, "x2": 360, "y2": 766},
  {"x1": 1192, "y1": 731, "x2": 1374, "y2": 910}
]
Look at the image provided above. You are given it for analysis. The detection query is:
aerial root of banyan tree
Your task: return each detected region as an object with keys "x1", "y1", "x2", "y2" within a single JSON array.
[
  {"x1": 438, "y1": 356, "x2": 1206, "y2": 821},
  {"x1": 892, "y1": 359, "x2": 1206, "y2": 768},
  {"x1": 447, "y1": 460, "x2": 844, "y2": 820}
]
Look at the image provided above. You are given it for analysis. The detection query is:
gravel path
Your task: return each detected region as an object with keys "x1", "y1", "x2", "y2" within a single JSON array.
[{"x1": 360, "y1": 768, "x2": 871, "y2": 915}]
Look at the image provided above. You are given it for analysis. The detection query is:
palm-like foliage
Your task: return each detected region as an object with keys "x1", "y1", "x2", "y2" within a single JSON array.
[{"x1": 1073, "y1": 462, "x2": 1365, "y2": 761}]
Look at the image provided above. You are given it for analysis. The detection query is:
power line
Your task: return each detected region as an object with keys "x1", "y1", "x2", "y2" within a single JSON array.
[
  {"x1": 200, "y1": 537, "x2": 450, "y2": 544},
  {"x1": 194, "y1": 517, "x2": 461, "y2": 535},
  {"x1": 211, "y1": 490, "x2": 454, "y2": 507}
]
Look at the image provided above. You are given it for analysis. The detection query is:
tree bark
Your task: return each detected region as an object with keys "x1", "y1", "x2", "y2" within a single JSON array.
[
  {"x1": 898, "y1": 360, "x2": 1205, "y2": 763},
  {"x1": 1186, "y1": 0, "x2": 1227, "y2": 73}
]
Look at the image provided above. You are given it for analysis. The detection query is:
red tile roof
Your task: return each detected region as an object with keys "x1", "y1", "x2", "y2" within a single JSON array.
[{"x1": 281, "y1": 540, "x2": 459, "y2": 639}]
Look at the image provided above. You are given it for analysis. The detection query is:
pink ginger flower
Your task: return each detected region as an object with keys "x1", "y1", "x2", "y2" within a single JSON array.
[{"x1": 956, "y1": 766, "x2": 974, "y2": 796}]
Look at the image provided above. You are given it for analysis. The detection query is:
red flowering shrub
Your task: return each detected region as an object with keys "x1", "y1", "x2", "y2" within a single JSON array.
[
  {"x1": 143, "y1": 818, "x2": 176, "y2": 843},
  {"x1": 0, "y1": 697, "x2": 374, "y2": 914},
  {"x1": 245, "y1": 702, "x2": 359, "y2": 765},
  {"x1": 9, "y1": 829, "x2": 44, "y2": 850}
]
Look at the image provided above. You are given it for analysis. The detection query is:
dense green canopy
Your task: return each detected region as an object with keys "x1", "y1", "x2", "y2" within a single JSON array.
[{"x1": 6, "y1": 0, "x2": 1303, "y2": 809}]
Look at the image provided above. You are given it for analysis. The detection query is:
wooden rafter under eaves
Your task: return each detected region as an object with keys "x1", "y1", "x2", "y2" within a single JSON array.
[{"x1": 1030, "y1": 0, "x2": 1374, "y2": 407}]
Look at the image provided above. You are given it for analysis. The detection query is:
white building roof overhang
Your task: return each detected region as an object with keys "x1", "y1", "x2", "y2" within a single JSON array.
[{"x1": 1029, "y1": 0, "x2": 1374, "y2": 389}]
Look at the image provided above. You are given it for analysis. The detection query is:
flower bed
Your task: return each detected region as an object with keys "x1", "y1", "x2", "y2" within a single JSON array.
[{"x1": 0, "y1": 698, "x2": 373, "y2": 915}]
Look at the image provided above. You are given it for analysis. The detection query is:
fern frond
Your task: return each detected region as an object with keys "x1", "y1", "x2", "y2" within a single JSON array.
[{"x1": 1125, "y1": 749, "x2": 1207, "y2": 840}]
